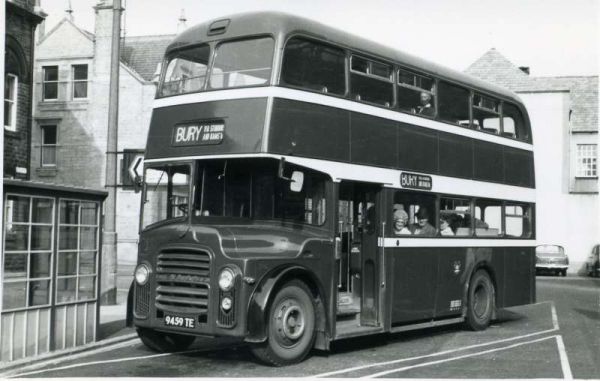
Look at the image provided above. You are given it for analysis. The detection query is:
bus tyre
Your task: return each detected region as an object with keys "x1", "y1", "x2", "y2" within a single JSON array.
[
  {"x1": 465, "y1": 270, "x2": 495, "y2": 331},
  {"x1": 137, "y1": 327, "x2": 195, "y2": 352},
  {"x1": 251, "y1": 280, "x2": 316, "y2": 366}
]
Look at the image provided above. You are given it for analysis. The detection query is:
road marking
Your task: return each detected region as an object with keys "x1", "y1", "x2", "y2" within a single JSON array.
[
  {"x1": 0, "y1": 337, "x2": 140, "y2": 378},
  {"x1": 313, "y1": 327, "x2": 558, "y2": 378},
  {"x1": 555, "y1": 335, "x2": 573, "y2": 379},
  {"x1": 551, "y1": 301, "x2": 560, "y2": 330},
  {"x1": 7, "y1": 344, "x2": 207, "y2": 378},
  {"x1": 361, "y1": 335, "x2": 557, "y2": 378}
]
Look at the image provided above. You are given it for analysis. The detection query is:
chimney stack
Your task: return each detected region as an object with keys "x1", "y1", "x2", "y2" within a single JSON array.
[{"x1": 177, "y1": 9, "x2": 187, "y2": 34}]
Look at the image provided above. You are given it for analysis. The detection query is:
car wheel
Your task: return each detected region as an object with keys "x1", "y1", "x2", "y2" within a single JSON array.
[
  {"x1": 250, "y1": 280, "x2": 316, "y2": 366},
  {"x1": 137, "y1": 327, "x2": 195, "y2": 352},
  {"x1": 560, "y1": 270, "x2": 567, "y2": 277},
  {"x1": 465, "y1": 270, "x2": 495, "y2": 331}
]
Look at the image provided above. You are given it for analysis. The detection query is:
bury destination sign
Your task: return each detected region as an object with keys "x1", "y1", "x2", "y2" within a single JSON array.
[
  {"x1": 400, "y1": 171, "x2": 432, "y2": 191},
  {"x1": 172, "y1": 121, "x2": 225, "y2": 146}
]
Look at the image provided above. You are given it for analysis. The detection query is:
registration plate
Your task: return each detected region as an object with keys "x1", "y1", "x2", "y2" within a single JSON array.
[{"x1": 164, "y1": 314, "x2": 195, "y2": 329}]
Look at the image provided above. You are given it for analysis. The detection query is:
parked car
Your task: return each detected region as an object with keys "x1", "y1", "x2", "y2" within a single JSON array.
[
  {"x1": 535, "y1": 245, "x2": 568, "y2": 276},
  {"x1": 585, "y1": 244, "x2": 600, "y2": 277}
]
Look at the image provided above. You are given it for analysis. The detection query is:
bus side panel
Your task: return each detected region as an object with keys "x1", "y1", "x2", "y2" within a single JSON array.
[
  {"x1": 390, "y1": 248, "x2": 438, "y2": 325},
  {"x1": 434, "y1": 247, "x2": 469, "y2": 319},
  {"x1": 145, "y1": 98, "x2": 268, "y2": 160},
  {"x1": 500, "y1": 247, "x2": 535, "y2": 307},
  {"x1": 269, "y1": 98, "x2": 350, "y2": 162}
]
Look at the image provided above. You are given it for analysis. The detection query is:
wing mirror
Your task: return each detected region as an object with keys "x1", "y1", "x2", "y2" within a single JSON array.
[{"x1": 278, "y1": 157, "x2": 304, "y2": 192}]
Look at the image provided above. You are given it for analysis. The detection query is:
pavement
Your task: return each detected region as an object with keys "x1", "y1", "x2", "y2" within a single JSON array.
[{"x1": 0, "y1": 301, "x2": 137, "y2": 374}]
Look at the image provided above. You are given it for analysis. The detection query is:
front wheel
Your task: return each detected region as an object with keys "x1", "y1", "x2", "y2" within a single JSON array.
[
  {"x1": 464, "y1": 270, "x2": 495, "y2": 331},
  {"x1": 250, "y1": 280, "x2": 316, "y2": 366},
  {"x1": 137, "y1": 327, "x2": 195, "y2": 352}
]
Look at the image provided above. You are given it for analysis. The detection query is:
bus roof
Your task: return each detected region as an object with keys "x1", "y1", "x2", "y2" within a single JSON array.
[{"x1": 166, "y1": 11, "x2": 524, "y2": 105}]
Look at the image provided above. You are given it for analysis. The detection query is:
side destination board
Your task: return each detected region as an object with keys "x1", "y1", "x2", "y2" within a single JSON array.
[
  {"x1": 172, "y1": 121, "x2": 225, "y2": 146},
  {"x1": 400, "y1": 171, "x2": 432, "y2": 190}
]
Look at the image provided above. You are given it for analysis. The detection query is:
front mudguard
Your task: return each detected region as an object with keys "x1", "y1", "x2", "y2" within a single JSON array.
[{"x1": 245, "y1": 265, "x2": 328, "y2": 349}]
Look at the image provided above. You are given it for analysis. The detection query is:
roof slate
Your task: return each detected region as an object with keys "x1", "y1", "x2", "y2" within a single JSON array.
[
  {"x1": 120, "y1": 35, "x2": 175, "y2": 82},
  {"x1": 466, "y1": 49, "x2": 598, "y2": 132}
]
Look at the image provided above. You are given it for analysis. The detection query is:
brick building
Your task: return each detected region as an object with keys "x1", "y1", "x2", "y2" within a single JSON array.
[
  {"x1": 4, "y1": 0, "x2": 45, "y2": 179},
  {"x1": 31, "y1": 4, "x2": 173, "y2": 301},
  {"x1": 466, "y1": 49, "x2": 598, "y2": 272}
]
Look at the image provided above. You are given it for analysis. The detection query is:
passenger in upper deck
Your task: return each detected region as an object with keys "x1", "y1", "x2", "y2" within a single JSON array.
[{"x1": 418, "y1": 92, "x2": 435, "y2": 117}]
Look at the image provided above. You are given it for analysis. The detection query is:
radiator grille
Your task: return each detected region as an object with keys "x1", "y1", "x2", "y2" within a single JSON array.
[
  {"x1": 134, "y1": 283, "x2": 150, "y2": 318},
  {"x1": 155, "y1": 249, "x2": 211, "y2": 316}
]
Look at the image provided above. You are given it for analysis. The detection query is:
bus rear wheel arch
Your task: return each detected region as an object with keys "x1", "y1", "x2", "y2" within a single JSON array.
[
  {"x1": 250, "y1": 279, "x2": 317, "y2": 366},
  {"x1": 464, "y1": 269, "x2": 495, "y2": 331}
]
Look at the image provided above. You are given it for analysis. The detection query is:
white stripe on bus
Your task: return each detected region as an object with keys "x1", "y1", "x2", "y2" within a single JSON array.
[
  {"x1": 152, "y1": 87, "x2": 533, "y2": 152},
  {"x1": 378, "y1": 238, "x2": 536, "y2": 248},
  {"x1": 145, "y1": 153, "x2": 536, "y2": 203}
]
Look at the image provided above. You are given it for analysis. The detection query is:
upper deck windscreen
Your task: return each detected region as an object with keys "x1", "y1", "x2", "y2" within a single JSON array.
[{"x1": 159, "y1": 37, "x2": 275, "y2": 97}]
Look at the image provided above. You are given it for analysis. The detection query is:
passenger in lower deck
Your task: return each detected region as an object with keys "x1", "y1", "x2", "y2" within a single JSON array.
[
  {"x1": 411, "y1": 207, "x2": 436, "y2": 236},
  {"x1": 439, "y1": 214, "x2": 455, "y2": 236},
  {"x1": 393, "y1": 207, "x2": 411, "y2": 235}
]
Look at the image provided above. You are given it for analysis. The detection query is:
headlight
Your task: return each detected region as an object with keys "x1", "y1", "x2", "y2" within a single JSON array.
[
  {"x1": 221, "y1": 297, "x2": 233, "y2": 311},
  {"x1": 134, "y1": 264, "x2": 150, "y2": 285},
  {"x1": 218, "y1": 268, "x2": 235, "y2": 291}
]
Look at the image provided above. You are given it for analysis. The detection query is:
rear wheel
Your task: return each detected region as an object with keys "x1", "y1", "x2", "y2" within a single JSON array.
[
  {"x1": 465, "y1": 270, "x2": 495, "y2": 331},
  {"x1": 560, "y1": 269, "x2": 567, "y2": 277},
  {"x1": 250, "y1": 280, "x2": 316, "y2": 366},
  {"x1": 137, "y1": 327, "x2": 195, "y2": 352}
]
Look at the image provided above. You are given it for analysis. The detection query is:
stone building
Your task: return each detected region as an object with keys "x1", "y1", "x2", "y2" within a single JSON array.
[
  {"x1": 4, "y1": 0, "x2": 45, "y2": 179},
  {"x1": 466, "y1": 49, "x2": 598, "y2": 272},
  {"x1": 31, "y1": 3, "x2": 173, "y2": 301}
]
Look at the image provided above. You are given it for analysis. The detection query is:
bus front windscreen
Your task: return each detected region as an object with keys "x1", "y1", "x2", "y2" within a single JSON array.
[
  {"x1": 142, "y1": 165, "x2": 191, "y2": 229},
  {"x1": 159, "y1": 37, "x2": 274, "y2": 97},
  {"x1": 194, "y1": 159, "x2": 327, "y2": 226}
]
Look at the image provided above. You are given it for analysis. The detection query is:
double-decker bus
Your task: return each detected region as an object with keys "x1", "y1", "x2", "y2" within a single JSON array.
[{"x1": 129, "y1": 12, "x2": 535, "y2": 366}]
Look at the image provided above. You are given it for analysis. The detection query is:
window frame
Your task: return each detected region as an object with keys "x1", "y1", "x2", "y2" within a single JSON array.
[
  {"x1": 2, "y1": 194, "x2": 55, "y2": 312},
  {"x1": 575, "y1": 144, "x2": 598, "y2": 178},
  {"x1": 55, "y1": 198, "x2": 101, "y2": 306},
  {"x1": 40, "y1": 124, "x2": 58, "y2": 167},
  {"x1": 71, "y1": 64, "x2": 89, "y2": 100},
  {"x1": 396, "y1": 67, "x2": 436, "y2": 118},
  {"x1": 4, "y1": 73, "x2": 18, "y2": 131},
  {"x1": 42, "y1": 65, "x2": 59, "y2": 101}
]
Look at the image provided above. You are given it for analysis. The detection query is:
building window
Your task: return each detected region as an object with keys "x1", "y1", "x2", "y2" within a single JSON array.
[
  {"x1": 41, "y1": 125, "x2": 58, "y2": 167},
  {"x1": 42, "y1": 66, "x2": 59, "y2": 101},
  {"x1": 2, "y1": 195, "x2": 54, "y2": 311},
  {"x1": 56, "y1": 200, "x2": 100, "y2": 304},
  {"x1": 72, "y1": 64, "x2": 88, "y2": 99},
  {"x1": 4, "y1": 74, "x2": 18, "y2": 131},
  {"x1": 576, "y1": 144, "x2": 597, "y2": 177}
]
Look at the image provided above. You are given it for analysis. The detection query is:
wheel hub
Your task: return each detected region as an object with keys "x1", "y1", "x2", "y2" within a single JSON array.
[{"x1": 281, "y1": 304, "x2": 304, "y2": 340}]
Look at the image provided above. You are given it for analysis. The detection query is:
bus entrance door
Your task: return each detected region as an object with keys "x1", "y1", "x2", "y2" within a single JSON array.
[{"x1": 337, "y1": 182, "x2": 381, "y2": 329}]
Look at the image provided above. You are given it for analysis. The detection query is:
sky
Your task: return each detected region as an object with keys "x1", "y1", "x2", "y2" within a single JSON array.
[{"x1": 40, "y1": 0, "x2": 599, "y2": 77}]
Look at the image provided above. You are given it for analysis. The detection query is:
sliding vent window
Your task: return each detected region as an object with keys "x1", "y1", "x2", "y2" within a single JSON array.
[
  {"x1": 473, "y1": 93, "x2": 500, "y2": 134},
  {"x1": 160, "y1": 44, "x2": 210, "y2": 96},
  {"x1": 210, "y1": 37, "x2": 274, "y2": 89},
  {"x1": 397, "y1": 69, "x2": 436, "y2": 117},
  {"x1": 350, "y1": 56, "x2": 393, "y2": 106},
  {"x1": 438, "y1": 81, "x2": 470, "y2": 126},
  {"x1": 281, "y1": 37, "x2": 346, "y2": 95}
]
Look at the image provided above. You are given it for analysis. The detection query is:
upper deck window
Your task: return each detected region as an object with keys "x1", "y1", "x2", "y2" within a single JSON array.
[
  {"x1": 160, "y1": 44, "x2": 210, "y2": 97},
  {"x1": 209, "y1": 37, "x2": 274, "y2": 89},
  {"x1": 397, "y1": 68, "x2": 436, "y2": 117},
  {"x1": 473, "y1": 92, "x2": 501, "y2": 134},
  {"x1": 281, "y1": 37, "x2": 346, "y2": 95},
  {"x1": 502, "y1": 102, "x2": 529, "y2": 141},
  {"x1": 438, "y1": 81, "x2": 470, "y2": 127},
  {"x1": 350, "y1": 56, "x2": 393, "y2": 106}
]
